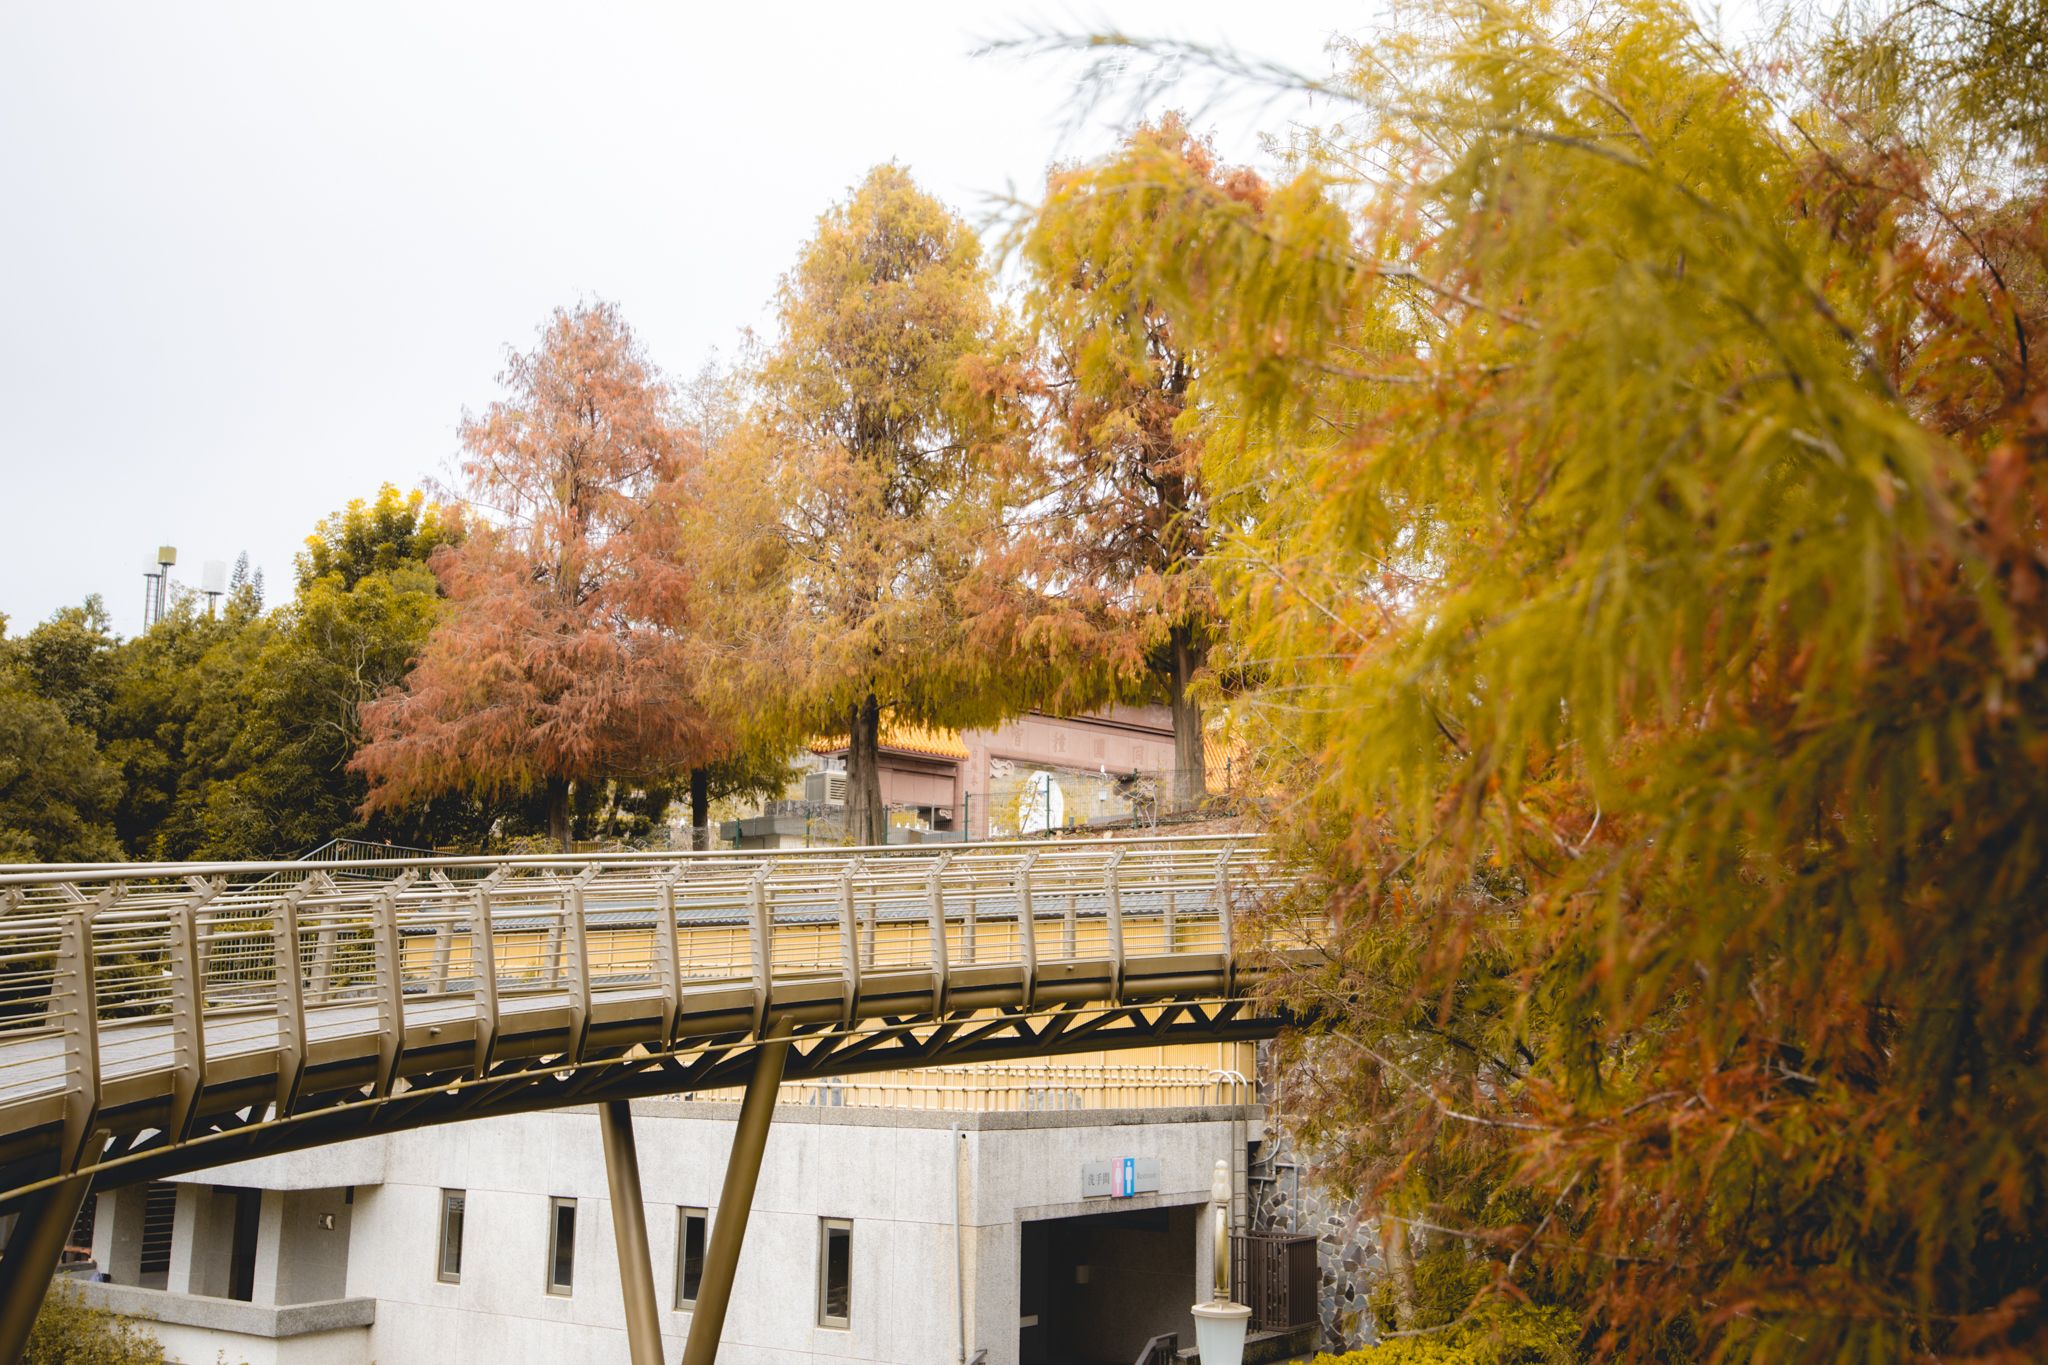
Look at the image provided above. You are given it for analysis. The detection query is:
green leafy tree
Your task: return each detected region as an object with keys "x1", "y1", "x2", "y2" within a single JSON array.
[
  {"x1": 0, "y1": 677, "x2": 122, "y2": 862},
  {"x1": 197, "y1": 558, "x2": 467, "y2": 856},
  {"x1": 0, "y1": 597, "x2": 124, "y2": 860},
  {"x1": 661, "y1": 363, "x2": 806, "y2": 846},
  {"x1": 95, "y1": 599, "x2": 248, "y2": 855},
  {"x1": 184, "y1": 486, "x2": 476, "y2": 856},
  {"x1": 1039, "y1": 0, "x2": 2048, "y2": 1358},
  {"x1": 296, "y1": 484, "x2": 457, "y2": 591},
  {"x1": 8, "y1": 597, "x2": 119, "y2": 732},
  {"x1": 146, "y1": 591, "x2": 274, "y2": 859},
  {"x1": 72, "y1": 491, "x2": 464, "y2": 861}
]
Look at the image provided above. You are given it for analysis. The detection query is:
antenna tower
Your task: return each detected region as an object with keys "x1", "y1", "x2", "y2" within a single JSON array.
[{"x1": 142, "y1": 545, "x2": 177, "y2": 629}]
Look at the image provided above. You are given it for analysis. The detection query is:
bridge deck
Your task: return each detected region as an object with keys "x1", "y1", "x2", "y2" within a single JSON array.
[{"x1": 0, "y1": 835, "x2": 1304, "y2": 1209}]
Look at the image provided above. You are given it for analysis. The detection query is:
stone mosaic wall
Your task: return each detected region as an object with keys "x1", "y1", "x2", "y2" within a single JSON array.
[{"x1": 1248, "y1": 1042, "x2": 1385, "y2": 1352}]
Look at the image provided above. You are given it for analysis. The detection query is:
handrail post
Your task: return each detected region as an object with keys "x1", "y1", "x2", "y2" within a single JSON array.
[
  {"x1": 565, "y1": 868, "x2": 597, "y2": 1064},
  {"x1": 747, "y1": 868, "x2": 772, "y2": 1036},
  {"x1": 1214, "y1": 842, "x2": 1239, "y2": 996},
  {"x1": 183, "y1": 875, "x2": 223, "y2": 987},
  {"x1": 371, "y1": 885, "x2": 406, "y2": 1097},
  {"x1": 430, "y1": 925, "x2": 453, "y2": 995},
  {"x1": 471, "y1": 870, "x2": 504, "y2": 1077},
  {"x1": 837, "y1": 864, "x2": 861, "y2": 1026},
  {"x1": 273, "y1": 886, "x2": 307, "y2": 1118},
  {"x1": 654, "y1": 870, "x2": 683, "y2": 1047},
  {"x1": 310, "y1": 900, "x2": 337, "y2": 998},
  {"x1": 167, "y1": 904, "x2": 207, "y2": 1139},
  {"x1": 541, "y1": 868, "x2": 566, "y2": 986},
  {"x1": 927, "y1": 854, "x2": 951, "y2": 1015},
  {"x1": 681, "y1": 1017, "x2": 795, "y2": 1365},
  {"x1": 962, "y1": 863, "x2": 977, "y2": 964},
  {"x1": 1104, "y1": 851, "x2": 1126, "y2": 1001},
  {"x1": 1164, "y1": 855, "x2": 1178, "y2": 954},
  {"x1": 427, "y1": 870, "x2": 461, "y2": 995},
  {"x1": 56, "y1": 902, "x2": 102, "y2": 1172},
  {"x1": 856, "y1": 857, "x2": 876, "y2": 969},
  {"x1": 301, "y1": 870, "x2": 339, "y2": 1007},
  {"x1": 1015, "y1": 853, "x2": 1038, "y2": 1010}
]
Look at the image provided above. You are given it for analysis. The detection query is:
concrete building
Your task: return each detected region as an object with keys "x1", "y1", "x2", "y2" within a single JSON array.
[{"x1": 70, "y1": 1083, "x2": 1276, "y2": 1365}]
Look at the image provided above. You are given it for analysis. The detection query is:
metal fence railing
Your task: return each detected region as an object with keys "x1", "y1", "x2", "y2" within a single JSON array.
[
  {"x1": 1231, "y1": 1230, "x2": 1321, "y2": 1333},
  {"x1": 731, "y1": 1062, "x2": 1253, "y2": 1114},
  {"x1": 0, "y1": 836, "x2": 1307, "y2": 1134}
]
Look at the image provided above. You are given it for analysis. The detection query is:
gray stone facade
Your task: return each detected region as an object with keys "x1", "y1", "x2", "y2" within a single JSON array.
[{"x1": 1248, "y1": 1042, "x2": 1385, "y2": 1353}]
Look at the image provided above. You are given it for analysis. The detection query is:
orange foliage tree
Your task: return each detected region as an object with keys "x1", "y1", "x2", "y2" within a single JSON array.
[
  {"x1": 741, "y1": 165, "x2": 1034, "y2": 845},
  {"x1": 1012, "y1": 115, "x2": 1267, "y2": 809},
  {"x1": 1038, "y1": 1, "x2": 2048, "y2": 1358},
  {"x1": 354, "y1": 302, "x2": 732, "y2": 849}
]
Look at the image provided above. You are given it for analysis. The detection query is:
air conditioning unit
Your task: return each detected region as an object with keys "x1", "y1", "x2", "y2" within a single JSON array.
[{"x1": 804, "y1": 770, "x2": 848, "y2": 806}]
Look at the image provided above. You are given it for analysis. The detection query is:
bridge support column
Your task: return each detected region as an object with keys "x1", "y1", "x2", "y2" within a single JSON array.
[
  {"x1": 681, "y1": 1018, "x2": 794, "y2": 1365},
  {"x1": 601, "y1": 1100, "x2": 665, "y2": 1365},
  {"x1": 0, "y1": 1166, "x2": 97, "y2": 1365}
]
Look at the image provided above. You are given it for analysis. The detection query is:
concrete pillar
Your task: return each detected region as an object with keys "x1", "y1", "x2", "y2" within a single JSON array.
[
  {"x1": 251, "y1": 1190, "x2": 287, "y2": 1305},
  {"x1": 89, "y1": 1187, "x2": 145, "y2": 1284},
  {"x1": 165, "y1": 1185, "x2": 204, "y2": 1295},
  {"x1": 88, "y1": 1188, "x2": 114, "y2": 1273},
  {"x1": 167, "y1": 1184, "x2": 235, "y2": 1299}
]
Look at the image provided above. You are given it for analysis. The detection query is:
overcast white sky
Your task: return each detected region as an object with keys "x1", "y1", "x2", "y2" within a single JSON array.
[
  {"x1": 0, "y1": 1, "x2": 1369, "y2": 636},
  {"x1": 1, "y1": 2, "x2": 1786, "y2": 637}
]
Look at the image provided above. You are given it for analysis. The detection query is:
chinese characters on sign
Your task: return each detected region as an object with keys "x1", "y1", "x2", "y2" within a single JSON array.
[{"x1": 1081, "y1": 1157, "x2": 1161, "y2": 1199}]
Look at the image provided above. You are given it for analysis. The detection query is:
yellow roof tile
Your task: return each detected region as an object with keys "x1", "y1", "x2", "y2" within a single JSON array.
[{"x1": 809, "y1": 722, "x2": 968, "y2": 762}]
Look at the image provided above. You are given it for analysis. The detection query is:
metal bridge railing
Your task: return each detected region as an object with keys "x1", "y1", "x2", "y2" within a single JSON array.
[
  {"x1": 0, "y1": 834, "x2": 1313, "y2": 1365},
  {"x1": 0, "y1": 835, "x2": 1295, "y2": 1120}
]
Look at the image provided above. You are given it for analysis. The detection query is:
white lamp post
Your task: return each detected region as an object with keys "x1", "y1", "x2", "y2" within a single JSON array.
[{"x1": 1192, "y1": 1158, "x2": 1251, "y2": 1365}]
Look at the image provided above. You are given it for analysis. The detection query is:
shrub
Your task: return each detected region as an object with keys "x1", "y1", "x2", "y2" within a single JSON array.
[
  {"x1": 1310, "y1": 1301, "x2": 1581, "y2": 1364},
  {"x1": 25, "y1": 1283, "x2": 169, "y2": 1365}
]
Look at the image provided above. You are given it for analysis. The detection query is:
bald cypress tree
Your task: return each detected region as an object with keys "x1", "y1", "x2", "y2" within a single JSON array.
[
  {"x1": 746, "y1": 165, "x2": 1029, "y2": 845},
  {"x1": 355, "y1": 302, "x2": 732, "y2": 850},
  {"x1": 1037, "y1": 1, "x2": 2048, "y2": 1356}
]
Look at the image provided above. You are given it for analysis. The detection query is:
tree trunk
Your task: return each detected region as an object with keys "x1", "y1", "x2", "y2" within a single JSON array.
[
  {"x1": 1165, "y1": 621, "x2": 1209, "y2": 811},
  {"x1": 844, "y1": 694, "x2": 886, "y2": 847},
  {"x1": 545, "y1": 775, "x2": 573, "y2": 853},
  {"x1": 689, "y1": 767, "x2": 710, "y2": 851},
  {"x1": 1382, "y1": 1208, "x2": 1419, "y2": 1332}
]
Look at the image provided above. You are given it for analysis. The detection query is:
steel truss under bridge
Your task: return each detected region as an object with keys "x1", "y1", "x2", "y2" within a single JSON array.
[{"x1": 0, "y1": 834, "x2": 1312, "y2": 1365}]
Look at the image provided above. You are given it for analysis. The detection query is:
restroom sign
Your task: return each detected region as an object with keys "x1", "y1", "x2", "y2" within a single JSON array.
[{"x1": 1081, "y1": 1157, "x2": 1161, "y2": 1199}]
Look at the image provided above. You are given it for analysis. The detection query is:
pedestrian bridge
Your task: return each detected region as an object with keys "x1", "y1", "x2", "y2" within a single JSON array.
[{"x1": 0, "y1": 834, "x2": 1313, "y2": 1362}]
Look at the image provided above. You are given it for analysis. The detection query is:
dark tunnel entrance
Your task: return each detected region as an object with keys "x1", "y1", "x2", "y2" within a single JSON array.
[{"x1": 1019, "y1": 1203, "x2": 1198, "y2": 1365}]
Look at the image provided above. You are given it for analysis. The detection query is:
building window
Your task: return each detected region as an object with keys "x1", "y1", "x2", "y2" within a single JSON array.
[
  {"x1": 138, "y1": 1182, "x2": 177, "y2": 1287},
  {"x1": 675, "y1": 1208, "x2": 706, "y2": 1308},
  {"x1": 438, "y1": 1190, "x2": 465, "y2": 1283},
  {"x1": 817, "y1": 1218, "x2": 852, "y2": 1328},
  {"x1": 547, "y1": 1197, "x2": 576, "y2": 1295}
]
